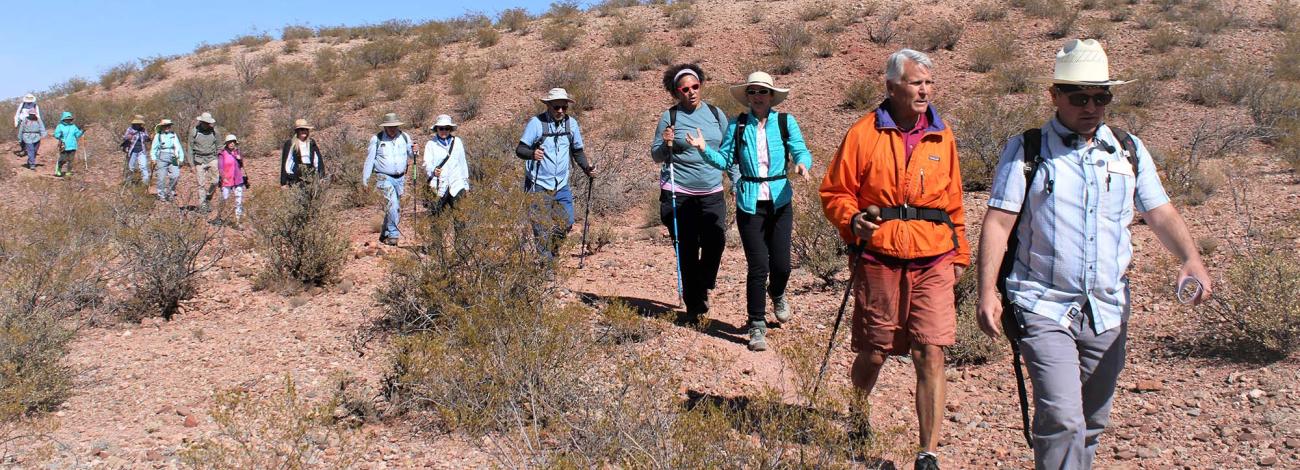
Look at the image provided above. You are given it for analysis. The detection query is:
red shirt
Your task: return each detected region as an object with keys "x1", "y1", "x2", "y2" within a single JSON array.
[{"x1": 901, "y1": 110, "x2": 930, "y2": 165}]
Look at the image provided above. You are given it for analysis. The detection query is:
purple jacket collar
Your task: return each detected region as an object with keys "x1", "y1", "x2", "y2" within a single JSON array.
[{"x1": 874, "y1": 99, "x2": 946, "y2": 133}]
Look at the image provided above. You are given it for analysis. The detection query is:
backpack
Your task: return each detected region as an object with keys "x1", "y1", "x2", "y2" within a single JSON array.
[
  {"x1": 730, "y1": 112, "x2": 793, "y2": 182},
  {"x1": 532, "y1": 113, "x2": 574, "y2": 151},
  {"x1": 374, "y1": 130, "x2": 411, "y2": 151}
]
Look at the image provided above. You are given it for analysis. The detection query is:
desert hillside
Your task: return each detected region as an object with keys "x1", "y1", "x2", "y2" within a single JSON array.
[{"x1": 2, "y1": 0, "x2": 1299, "y2": 468}]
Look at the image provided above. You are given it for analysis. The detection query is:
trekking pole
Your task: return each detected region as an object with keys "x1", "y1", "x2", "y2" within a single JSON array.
[
  {"x1": 578, "y1": 174, "x2": 594, "y2": 269},
  {"x1": 810, "y1": 206, "x2": 877, "y2": 403},
  {"x1": 82, "y1": 129, "x2": 90, "y2": 173},
  {"x1": 667, "y1": 159, "x2": 685, "y2": 307}
]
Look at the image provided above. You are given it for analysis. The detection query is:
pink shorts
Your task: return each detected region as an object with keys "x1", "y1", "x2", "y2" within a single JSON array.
[{"x1": 851, "y1": 255, "x2": 957, "y2": 355}]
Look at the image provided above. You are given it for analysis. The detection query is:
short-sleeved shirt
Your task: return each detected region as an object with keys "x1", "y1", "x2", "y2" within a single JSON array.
[
  {"x1": 988, "y1": 118, "x2": 1170, "y2": 334},
  {"x1": 520, "y1": 114, "x2": 584, "y2": 191}
]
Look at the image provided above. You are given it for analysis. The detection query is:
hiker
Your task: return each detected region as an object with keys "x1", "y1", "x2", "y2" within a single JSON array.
[
  {"x1": 217, "y1": 134, "x2": 247, "y2": 225},
  {"x1": 120, "y1": 115, "x2": 151, "y2": 184},
  {"x1": 150, "y1": 119, "x2": 185, "y2": 202},
  {"x1": 362, "y1": 113, "x2": 416, "y2": 246},
  {"x1": 683, "y1": 71, "x2": 814, "y2": 351},
  {"x1": 516, "y1": 88, "x2": 594, "y2": 261},
  {"x1": 280, "y1": 119, "x2": 324, "y2": 186},
  {"x1": 650, "y1": 64, "x2": 736, "y2": 322},
  {"x1": 189, "y1": 112, "x2": 222, "y2": 211},
  {"x1": 975, "y1": 39, "x2": 1211, "y2": 470},
  {"x1": 17, "y1": 109, "x2": 44, "y2": 170},
  {"x1": 819, "y1": 49, "x2": 969, "y2": 470},
  {"x1": 422, "y1": 114, "x2": 469, "y2": 216},
  {"x1": 52, "y1": 112, "x2": 84, "y2": 177},
  {"x1": 12, "y1": 94, "x2": 41, "y2": 130}
]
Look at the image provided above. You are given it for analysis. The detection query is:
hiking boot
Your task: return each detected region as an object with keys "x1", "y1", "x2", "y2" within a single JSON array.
[
  {"x1": 773, "y1": 295, "x2": 792, "y2": 323},
  {"x1": 747, "y1": 321, "x2": 768, "y2": 351},
  {"x1": 914, "y1": 452, "x2": 939, "y2": 470},
  {"x1": 382, "y1": 237, "x2": 398, "y2": 246}
]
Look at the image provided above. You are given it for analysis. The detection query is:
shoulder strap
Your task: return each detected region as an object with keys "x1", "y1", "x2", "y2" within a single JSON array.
[
  {"x1": 434, "y1": 138, "x2": 456, "y2": 171},
  {"x1": 997, "y1": 129, "x2": 1043, "y2": 298},
  {"x1": 733, "y1": 112, "x2": 748, "y2": 163},
  {"x1": 778, "y1": 112, "x2": 793, "y2": 165},
  {"x1": 1108, "y1": 126, "x2": 1140, "y2": 177},
  {"x1": 710, "y1": 104, "x2": 724, "y2": 129}
]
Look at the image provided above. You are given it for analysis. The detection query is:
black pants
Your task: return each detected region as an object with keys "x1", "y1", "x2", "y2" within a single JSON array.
[
  {"x1": 660, "y1": 190, "x2": 726, "y2": 311},
  {"x1": 430, "y1": 191, "x2": 460, "y2": 216},
  {"x1": 736, "y1": 201, "x2": 793, "y2": 324}
]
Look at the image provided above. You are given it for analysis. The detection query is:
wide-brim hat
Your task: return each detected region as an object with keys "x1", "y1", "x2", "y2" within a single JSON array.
[
  {"x1": 196, "y1": 112, "x2": 216, "y2": 124},
  {"x1": 224, "y1": 134, "x2": 238, "y2": 143},
  {"x1": 158, "y1": 119, "x2": 173, "y2": 127},
  {"x1": 1034, "y1": 39, "x2": 1132, "y2": 87},
  {"x1": 22, "y1": 94, "x2": 35, "y2": 103},
  {"x1": 538, "y1": 87, "x2": 574, "y2": 104},
  {"x1": 293, "y1": 118, "x2": 314, "y2": 130},
  {"x1": 379, "y1": 112, "x2": 404, "y2": 127},
  {"x1": 730, "y1": 71, "x2": 790, "y2": 107},
  {"x1": 431, "y1": 114, "x2": 457, "y2": 130},
  {"x1": 130, "y1": 115, "x2": 145, "y2": 125}
]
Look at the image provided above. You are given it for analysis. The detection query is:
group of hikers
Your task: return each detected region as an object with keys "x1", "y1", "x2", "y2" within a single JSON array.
[{"x1": 9, "y1": 37, "x2": 1215, "y2": 470}]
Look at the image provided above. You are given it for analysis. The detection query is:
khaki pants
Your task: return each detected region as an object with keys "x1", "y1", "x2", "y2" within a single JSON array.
[{"x1": 194, "y1": 158, "x2": 219, "y2": 209}]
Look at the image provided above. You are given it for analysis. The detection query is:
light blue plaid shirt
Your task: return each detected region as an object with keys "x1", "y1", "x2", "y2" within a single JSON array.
[{"x1": 989, "y1": 118, "x2": 1170, "y2": 334}]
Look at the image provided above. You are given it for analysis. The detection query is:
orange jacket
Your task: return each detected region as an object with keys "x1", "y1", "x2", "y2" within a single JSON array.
[{"x1": 819, "y1": 104, "x2": 970, "y2": 266}]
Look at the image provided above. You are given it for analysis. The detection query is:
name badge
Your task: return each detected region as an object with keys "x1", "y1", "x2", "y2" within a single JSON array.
[{"x1": 1106, "y1": 159, "x2": 1135, "y2": 176}]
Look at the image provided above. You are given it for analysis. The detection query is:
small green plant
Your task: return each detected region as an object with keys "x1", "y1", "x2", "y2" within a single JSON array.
[{"x1": 376, "y1": 73, "x2": 407, "y2": 101}]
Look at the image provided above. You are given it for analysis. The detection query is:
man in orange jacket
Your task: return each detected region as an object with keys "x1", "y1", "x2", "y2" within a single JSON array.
[{"x1": 820, "y1": 48, "x2": 968, "y2": 470}]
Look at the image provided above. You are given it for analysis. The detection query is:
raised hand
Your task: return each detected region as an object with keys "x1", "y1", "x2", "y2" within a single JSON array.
[{"x1": 684, "y1": 128, "x2": 707, "y2": 152}]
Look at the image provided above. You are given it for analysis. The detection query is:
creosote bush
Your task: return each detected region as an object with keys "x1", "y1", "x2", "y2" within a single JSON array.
[
  {"x1": 475, "y1": 26, "x2": 500, "y2": 48},
  {"x1": 541, "y1": 22, "x2": 583, "y2": 51},
  {"x1": 841, "y1": 76, "x2": 881, "y2": 111},
  {"x1": 916, "y1": 17, "x2": 964, "y2": 51},
  {"x1": 972, "y1": 1, "x2": 1008, "y2": 21},
  {"x1": 135, "y1": 57, "x2": 169, "y2": 85},
  {"x1": 117, "y1": 205, "x2": 221, "y2": 321},
  {"x1": 950, "y1": 266, "x2": 1002, "y2": 365},
  {"x1": 497, "y1": 7, "x2": 533, "y2": 33},
  {"x1": 99, "y1": 62, "x2": 137, "y2": 90},
  {"x1": 770, "y1": 23, "x2": 813, "y2": 75},
  {"x1": 542, "y1": 55, "x2": 603, "y2": 113},
  {"x1": 968, "y1": 34, "x2": 1018, "y2": 73},
  {"x1": 608, "y1": 18, "x2": 647, "y2": 46},
  {"x1": 1195, "y1": 249, "x2": 1300, "y2": 360},
  {"x1": 951, "y1": 96, "x2": 1042, "y2": 191},
  {"x1": 664, "y1": 1, "x2": 699, "y2": 29},
  {"x1": 251, "y1": 178, "x2": 350, "y2": 289}
]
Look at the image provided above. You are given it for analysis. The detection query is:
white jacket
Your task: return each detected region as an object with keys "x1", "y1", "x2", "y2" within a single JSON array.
[{"x1": 423, "y1": 136, "x2": 468, "y2": 198}]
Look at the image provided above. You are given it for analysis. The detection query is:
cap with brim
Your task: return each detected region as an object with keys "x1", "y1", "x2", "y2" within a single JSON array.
[
  {"x1": 293, "y1": 118, "x2": 314, "y2": 130},
  {"x1": 158, "y1": 119, "x2": 173, "y2": 127},
  {"x1": 729, "y1": 71, "x2": 790, "y2": 107},
  {"x1": 538, "y1": 87, "x2": 574, "y2": 104},
  {"x1": 224, "y1": 134, "x2": 238, "y2": 143},
  {"x1": 380, "y1": 113, "x2": 403, "y2": 127},
  {"x1": 1033, "y1": 38, "x2": 1132, "y2": 87},
  {"x1": 431, "y1": 114, "x2": 457, "y2": 130}
]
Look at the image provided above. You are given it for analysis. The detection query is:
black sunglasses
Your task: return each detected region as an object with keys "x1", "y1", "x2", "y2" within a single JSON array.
[
  {"x1": 549, "y1": 104, "x2": 568, "y2": 111},
  {"x1": 434, "y1": 126, "x2": 453, "y2": 131},
  {"x1": 746, "y1": 89, "x2": 772, "y2": 95},
  {"x1": 1063, "y1": 91, "x2": 1113, "y2": 107}
]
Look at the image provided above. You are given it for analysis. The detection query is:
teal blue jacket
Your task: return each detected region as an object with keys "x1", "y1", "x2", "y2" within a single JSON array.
[
  {"x1": 701, "y1": 110, "x2": 814, "y2": 214},
  {"x1": 53, "y1": 112, "x2": 84, "y2": 151}
]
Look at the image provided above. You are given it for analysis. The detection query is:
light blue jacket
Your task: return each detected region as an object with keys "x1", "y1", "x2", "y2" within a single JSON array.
[
  {"x1": 150, "y1": 131, "x2": 185, "y2": 164},
  {"x1": 701, "y1": 110, "x2": 814, "y2": 214},
  {"x1": 53, "y1": 112, "x2": 84, "y2": 150}
]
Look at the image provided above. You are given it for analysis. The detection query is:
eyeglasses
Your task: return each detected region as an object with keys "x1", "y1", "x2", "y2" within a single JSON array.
[
  {"x1": 1063, "y1": 91, "x2": 1113, "y2": 107},
  {"x1": 746, "y1": 89, "x2": 771, "y2": 96},
  {"x1": 677, "y1": 83, "x2": 701, "y2": 94},
  {"x1": 434, "y1": 127, "x2": 453, "y2": 131},
  {"x1": 549, "y1": 104, "x2": 568, "y2": 111}
]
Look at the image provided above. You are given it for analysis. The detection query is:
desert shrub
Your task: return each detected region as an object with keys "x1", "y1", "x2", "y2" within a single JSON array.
[
  {"x1": 1048, "y1": 9, "x2": 1079, "y2": 38},
  {"x1": 608, "y1": 19, "x2": 647, "y2": 47},
  {"x1": 541, "y1": 55, "x2": 603, "y2": 113},
  {"x1": 475, "y1": 26, "x2": 500, "y2": 48},
  {"x1": 181, "y1": 376, "x2": 367, "y2": 468},
  {"x1": 317, "y1": 126, "x2": 377, "y2": 209},
  {"x1": 571, "y1": 142, "x2": 642, "y2": 217},
  {"x1": 1022, "y1": 0, "x2": 1067, "y2": 18},
  {"x1": 968, "y1": 34, "x2": 1017, "y2": 73},
  {"x1": 813, "y1": 37, "x2": 835, "y2": 58},
  {"x1": 749, "y1": 9, "x2": 766, "y2": 24},
  {"x1": 971, "y1": 1, "x2": 1008, "y2": 21},
  {"x1": 770, "y1": 23, "x2": 813, "y2": 75},
  {"x1": 331, "y1": 80, "x2": 367, "y2": 104},
  {"x1": 1157, "y1": 119, "x2": 1255, "y2": 204},
  {"x1": 233, "y1": 53, "x2": 264, "y2": 87},
  {"x1": 951, "y1": 96, "x2": 1043, "y2": 191},
  {"x1": 233, "y1": 33, "x2": 273, "y2": 48},
  {"x1": 1277, "y1": 31, "x2": 1300, "y2": 81},
  {"x1": 401, "y1": 90, "x2": 438, "y2": 131},
  {"x1": 1195, "y1": 249, "x2": 1300, "y2": 360},
  {"x1": 281, "y1": 39, "x2": 301, "y2": 54},
  {"x1": 1247, "y1": 82, "x2": 1300, "y2": 142},
  {"x1": 251, "y1": 178, "x2": 348, "y2": 289},
  {"x1": 1152, "y1": 54, "x2": 1185, "y2": 80},
  {"x1": 614, "y1": 46, "x2": 657, "y2": 80},
  {"x1": 701, "y1": 83, "x2": 746, "y2": 117},
  {"x1": 117, "y1": 206, "x2": 221, "y2": 321},
  {"x1": 1085, "y1": 18, "x2": 1113, "y2": 39},
  {"x1": 541, "y1": 22, "x2": 583, "y2": 51},
  {"x1": 868, "y1": 6, "x2": 905, "y2": 44},
  {"x1": 281, "y1": 25, "x2": 314, "y2": 40},
  {"x1": 1117, "y1": 76, "x2": 1160, "y2": 108},
  {"x1": 665, "y1": 1, "x2": 699, "y2": 29},
  {"x1": 1273, "y1": 0, "x2": 1299, "y2": 31},
  {"x1": 457, "y1": 84, "x2": 487, "y2": 121},
  {"x1": 841, "y1": 76, "x2": 881, "y2": 111},
  {"x1": 792, "y1": 177, "x2": 845, "y2": 288},
  {"x1": 678, "y1": 29, "x2": 699, "y2": 47},
  {"x1": 950, "y1": 266, "x2": 1002, "y2": 365},
  {"x1": 1184, "y1": 56, "x2": 1262, "y2": 106},
  {"x1": 595, "y1": 300, "x2": 661, "y2": 345},
  {"x1": 916, "y1": 17, "x2": 964, "y2": 51},
  {"x1": 375, "y1": 74, "x2": 407, "y2": 101},
  {"x1": 799, "y1": 1, "x2": 835, "y2": 21},
  {"x1": 99, "y1": 61, "x2": 137, "y2": 90},
  {"x1": 547, "y1": 0, "x2": 585, "y2": 24},
  {"x1": 134, "y1": 56, "x2": 169, "y2": 85},
  {"x1": 595, "y1": 0, "x2": 641, "y2": 17},
  {"x1": 414, "y1": 20, "x2": 468, "y2": 46},
  {"x1": 1146, "y1": 25, "x2": 1182, "y2": 52},
  {"x1": 47, "y1": 77, "x2": 90, "y2": 96},
  {"x1": 498, "y1": 7, "x2": 533, "y2": 32},
  {"x1": 1110, "y1": 5, "x2": 1132, "y2": 22},
  {"x1": 259, "y1": 61, "x2": 323, "y2": 105},
  {"x1": 988, "y1": 62, "x2": 1036, "y2": 94},
  {"x1": 351, "y1": 39, "x2": 408, "y2": 69},
  {"x1": 649, "y1": 43, "x2": 676, "y2": 65},
  {"x1": 605, "y1": 117, "x2": 641, "y2": 142}
]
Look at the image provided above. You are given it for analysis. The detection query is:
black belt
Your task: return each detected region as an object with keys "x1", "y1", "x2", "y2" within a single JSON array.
[
  {"x1": 740, "y1": 173, "x2": 787, "y2": 183},
  {"x1": 877, "y1": 205, "x2": 960, "y2": 251},
  {"x1": 381, "y1": 171, "x2": 406, "y2": 178}
]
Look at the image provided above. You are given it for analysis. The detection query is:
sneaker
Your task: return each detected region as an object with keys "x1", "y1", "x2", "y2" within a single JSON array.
[
  {"x1": 914, "y1": 452, "x2": 939, "y2": 470},
  {"x1": 773, "y1": 295, "x2": 792, "y2": 323},
  {"x1": 747, "y1": 321, "x2": 768, "y2": 351},
  {"x1": 383, "y1": 237, "x2": 398, "y2": 246}
]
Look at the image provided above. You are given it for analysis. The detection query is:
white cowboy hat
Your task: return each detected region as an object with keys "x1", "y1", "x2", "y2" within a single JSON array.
[
  {"x1": 431, "y1": 114, "x2": 458, "y2": 130},
  {"x1": 224, "y1": 134, "x2": 238, "y2": 144},
  {"x1": 22, "y1": 94, "x2": 35, "y2": 103},
  {"x1": 1035, "y1": 39, "x2": 1132, "y2": 86},
  {"x1": 729, "y1": 71, "x2": 790, "y2": 107},
  {"x1": 293, "y1": 118, "x2": 314, "y2": 130},
  {"x1": 379, "y1": 112, "x2": 404, "y2": 127},
  {"x1": 130, "y1": 115, "x2": 145, "y2": 125},
  {"x1": 538, "y1": 87, "x2": 574, "y2": 104}
]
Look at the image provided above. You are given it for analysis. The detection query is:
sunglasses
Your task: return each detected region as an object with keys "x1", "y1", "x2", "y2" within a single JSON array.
[
  {"x1": 677, "y1": 83, "x2": 701, "y2": 94},
  {"x1": 746, "y1": 89, "x2": 772, "y2": 96},
  {"x1": 434, "y1": 126, "x2": 453, "y2": 131},
  {"x1": 549, "y1": 104, "x2": 568, "y2": 111},
  {"x1": 1063, "y1": 91, "x2": 1113, "y2": 107}
]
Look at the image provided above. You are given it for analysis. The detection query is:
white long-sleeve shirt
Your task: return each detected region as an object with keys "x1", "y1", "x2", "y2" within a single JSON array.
[
  {"x1": 362, "y1": 131, "x2": 414, "y2": 185},
  {"x1": 423, "y1": 136, "x2": 469, "y2": 198}
]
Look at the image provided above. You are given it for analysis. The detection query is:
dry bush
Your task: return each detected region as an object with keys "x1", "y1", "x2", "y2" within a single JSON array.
[
  {"x1": 949, "y1": 266, "x2": 1002, "y2": 365},
  {"x1": 134, "y1": 56, "x2": 169, "y2": 85},
  {"x1": 414, "y1": 20, "x2": 469, "y2": 46},
  {"x1": 181, "y1": 376, "x2": 368, "y2": 469},
  {"x1": 498, "y1": 7, "x2": 533, "y2": 33},
  {"x1": 595, "y1": 0, "x2": 640, "y2": 17},
  {"x1": 232, "y1": 33, "x2": 273, "y2": 48},
  {"x1": 457, "y1": 84, "x2": 487, "y2": 121},
  {"x1": 988, "y1": 62, "x2": 1036, "y2": 94},
  {"x1": 792, "y1": 177, "x2": 845, "y2": 288},
  {"x1": 541, "y1": 22, "x2": 583, "y2": 51},
  {"x1": 1273, "y1": 0, "x2": 1299, "y2": 31},
  {"x1": 476, "y1": 26, "x2": 501, "y2": 48},
  {"x1": 281, "y1": 39, "x2": 300, "y2": 54},
  {"x1": 1184, "y1": 55, "x2": 1262, "y2": 106},
  {"x1": 571, "y1": 142, "x2": 642, "y2": 217},
  {"x1": 678, "y1": 29, "x2": 699, "y2": 47},
  {"x1": 799, "y1": 1, "x2": 835, "y2": 21},
  {"x1": 1110, "y1": 5, "x2": 1132, "y2": 22},
  {"x1": 233, "y1": 53, "x2": 264, "y2": 87},
  {"x1": 971, "y1": 1, "x2": 1008, "y2": 21},
  {"x1": 1157, "y1": 119, "x2": 1255, "y2": 205},
  {"x1": 259, "y1": 61, "x2": 323, "y2": 105},
  {"x1": 1117, "y1": 76, "x2": 1160, "y2": 108},
  {"x1": 547, "y1": 0, "x2": 585, "y2": 24},
  {"x1": 1085, "y1": 18, "x2": 1113, "y2": 39},
  {"x1": 209, "y1": 93, "x2": 256, "y2": 143},
  {"x1": 251, "y1": 178, "x2": 349, "y2": 289},
  {"x1": 951, "y1": 96, "x2": 1043, "y2": 191},
  {"x1": 1146, "y1": 25, "x2": 1182, "y2": 52},
  {"x1": 813, "y1": 37, "x2": 835, "y2": 58},
  {"x1": 47, "y1": 77, "x2": 91, "y2": 96},
  {"x1": 332, "y1": 80, "x2": 367, "y2": 104},
  {"x1": 406, "y1": 52, "x2": 436, "y2": 85},
  {"x1": 702, "y1": 83, "x2": 746, "y2": 117},
  {"x1": 402, "y1": 90, "x2": 439, "y2": 130},
  {"x1": 376, "y1": 74, "x2": 407, "y2": 101},
  {"x1": 841, "y1": 76, "x2": 881, "y2": 111},
  {"x1": 1021, "y1": 0, "x2": 1066, "y2": 18},
  {"x1": 664, "y1": 1, "x2": 699, "y2": 29},
  {"x1": 1247, "y1": 82, "x2": 1300, "y2": 143},
  {"x1": 770, "y1": 23, "x2": 813, "y2": 75},
  {"x1": 595, "y1": 300, "x2": 662, "y2": 345},
  {"x1": 1152, "y1": 54, "x2": 1184, "y2": 80},
  {"x1": 1048, "y1": 9, "x2": 1079, "y2": 38},
  {"x1": 916, "y1": 17, "x2": 964, "y2": 52},
  {"x1": 351, "y1": 39, "x2": 408, "y2": 69},
  {"x1": 604, "y1": 117, "x2": 641, "y2": 142},
  {"x1": 116, "y1": 205, "x2": 221, "y2": 321},
  {"x1": 318, "y1": 125, "x2": 378, "y2": 209},
  {"x1": 281, "y1": 25, "x2": 314, "y2": 40},
  {"x1": 608, "y1": 18, "x2": 647, "y2": 47},
  {"x1": 1276, "y1": 31, "x2": 1300, "y2": 81},
  {"x1": 542, "y1": 55, "x2": 603, "y2": 113},
  {"x1": 867, "y1": 5, "x2": 905, "y2": 44},
  {"x1": 99, "y1": 61, "x2": 137, "y2": 90},
  {"x1": 614, "y1": 46, "x2": 657, "y2": 80},
  {"x1": 749, "y1": 9, "x2": 766, "y2": 24},
  {"x1": 1280, "y1": 123, "x2": 1300, "y2": 175},
  {"x1": 1194, "y1": 249, "x2": 1300, "y2": 360},
  {"x1": 968, "y1": 34, "x2": 1017, "y2": 73}
]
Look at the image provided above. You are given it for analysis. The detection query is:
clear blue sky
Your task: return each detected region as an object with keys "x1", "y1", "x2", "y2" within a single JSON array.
[{"x1": 0, "y1": 0, "x2": 555, "y2": 100}]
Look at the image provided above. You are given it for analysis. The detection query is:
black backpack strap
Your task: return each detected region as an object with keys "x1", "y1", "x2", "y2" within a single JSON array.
[
  {"x1": 778, "y1": 112, "x2": 791, "y2": 155},
  {"x1": 732, "y1": 112, "x2": 748, "y2": 163},
  {"x1": 1108, "y1": 126, "x2": 1140, "y2": 177},
  {"x1": 998, "y1": 128, "x2": 1044, "y2": 450},
  {"x1": 433, "y1": 138, "x2": 456, "y2": 171}
]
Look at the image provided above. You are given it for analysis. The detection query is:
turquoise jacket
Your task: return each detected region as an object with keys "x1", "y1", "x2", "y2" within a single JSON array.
[
  {"x1": 53, "y1": 112, "x2": 84, "y2": 151},
  {"x1": 701, "y1": 109, "x2": 814, "y2": 214}
]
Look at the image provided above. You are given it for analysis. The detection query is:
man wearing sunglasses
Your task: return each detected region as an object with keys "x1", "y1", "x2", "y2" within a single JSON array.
[
  {"x1": 517, "y1": 88, "x2": 595, "y2": 262},
  {"x1": 975, "y1": 39, "x2": 1211, "y2": 469}
]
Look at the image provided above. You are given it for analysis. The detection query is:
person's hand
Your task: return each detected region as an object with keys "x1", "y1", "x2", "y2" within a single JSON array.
[
  {"x1": 433, "y1": 168, "x2": 442, "y2": 177},
  {"x1": 954, "y1": 265, "x2": 966, "y2": 279},
  {"x1": 583, "y1": 164, "x2": 596, "y2": 178},
  {"x1": 684, "y1": 128, "x2": 707, "y2": 152},
  {"x1": 533, "y1": 148, "x2": 545, "y2": 161},
  {"x1": 850, "y1": 212, "x2": 880, "y2": 241},
  {"x1": 1178, "y1": 259, "x2": 1213, "y2": 305},
  {"x1": 977, "y1": 292, "x2": 1004, "y2": 338},
  {"x1": 793, "y1": 163, "x2": 810, "y2": 181},
  {"x1": 662, "y1": 126, "x2": 675, "y2": 147}
]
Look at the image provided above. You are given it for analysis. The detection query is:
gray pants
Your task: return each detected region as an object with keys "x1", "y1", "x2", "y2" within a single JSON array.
[
  {"x1": 194, "y1": 158, "x2": 219, "y2": 209},
  {"x1": 1014, "y1": 304, "x2": 1127, "y2": 470},
  {"x1": 156, "y1": 160, "x2": 181, "y2": 202}
]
